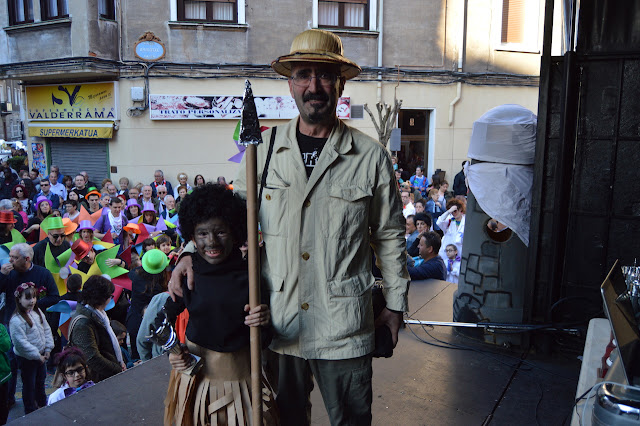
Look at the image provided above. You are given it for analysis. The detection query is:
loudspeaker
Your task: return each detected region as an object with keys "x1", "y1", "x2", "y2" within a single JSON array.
[{"x1": 389, "y1": 128, "x2": 401, "y2": 151}]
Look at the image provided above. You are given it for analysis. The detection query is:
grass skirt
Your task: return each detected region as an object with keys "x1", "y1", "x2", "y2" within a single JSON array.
[{"x1": 164, "y1": 340, "x2": 279, "y2": 425}]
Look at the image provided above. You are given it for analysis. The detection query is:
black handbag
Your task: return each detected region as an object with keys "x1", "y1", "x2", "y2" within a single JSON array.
[{"x1": 371, "y1": 282, "x2": 394, "y2": 358}]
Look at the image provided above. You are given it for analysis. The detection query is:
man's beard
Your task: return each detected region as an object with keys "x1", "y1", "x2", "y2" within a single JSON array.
[{"x1": 303, "y1": 92, "x2": 332, "y2": 123}]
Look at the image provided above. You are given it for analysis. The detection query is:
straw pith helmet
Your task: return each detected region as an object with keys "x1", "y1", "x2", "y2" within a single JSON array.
[{"x1": 271, "y1": 29, "x2": 361, "y2": 80}]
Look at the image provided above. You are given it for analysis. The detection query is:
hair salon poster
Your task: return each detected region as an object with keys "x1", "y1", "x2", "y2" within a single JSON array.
[
  {"x1": 150, "y1": 94, "x2": 351, "y2": 120},
  {"x1": 31, "y1": 143, "x2": 46, "y2": 176}
]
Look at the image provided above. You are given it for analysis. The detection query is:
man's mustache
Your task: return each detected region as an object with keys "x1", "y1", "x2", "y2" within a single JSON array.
[{"x1": 303, "y1": 93, "x2": 329, "y2": 102}]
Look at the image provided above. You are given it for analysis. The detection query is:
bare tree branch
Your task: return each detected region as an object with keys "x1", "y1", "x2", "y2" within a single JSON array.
[
  {"x1": 365, "y1": 98, "x2": 403, "y2": 149},
  {"x1": 363, "y1": 103, "x2": 382, "y2": 138}
]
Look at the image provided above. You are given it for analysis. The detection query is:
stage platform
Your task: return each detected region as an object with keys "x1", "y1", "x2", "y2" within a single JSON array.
[{"x1": 9, "y1": 279, "x2": 580, "y2": 425}]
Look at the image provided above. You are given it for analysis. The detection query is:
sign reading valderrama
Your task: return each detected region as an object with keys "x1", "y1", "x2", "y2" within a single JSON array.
[{"x1": 26, "y1": 82, "x2": 119, "y2": 121}]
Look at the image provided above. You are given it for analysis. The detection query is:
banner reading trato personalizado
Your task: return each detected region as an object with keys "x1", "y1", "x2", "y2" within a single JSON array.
[{"x1": 149, "y1": 94, "x2": 351, "y2": 120}]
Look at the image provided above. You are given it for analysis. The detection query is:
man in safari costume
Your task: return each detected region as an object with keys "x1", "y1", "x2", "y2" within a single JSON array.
[{"x1": 172, "y1": 28, "x2": 409, "y2": 425}]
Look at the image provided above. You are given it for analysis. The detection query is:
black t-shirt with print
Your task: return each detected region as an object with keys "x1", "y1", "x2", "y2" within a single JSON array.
[{"x1": 297, "y1": 127, "x2": 328, "y2": 179}]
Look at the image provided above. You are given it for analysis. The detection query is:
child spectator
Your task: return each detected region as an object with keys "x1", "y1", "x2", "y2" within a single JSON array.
[
  {"x1": 156, "y1": 234, "x2": 172, "y2": 255},
  {"x1": 47, "y1": 347, "x2": 95, "y2": 405},
  {"x1": 425, "y1": 188, "x2": 444, "y2": 214},
  {"x1": 156, "y1": 234, "x2": 178, "y2": 265},
  {"x1": 10, "y1": 283, "x2": 53, "y2": 414},
  {"x1": 127, "y1": 249, "x2": 169, "y2": 360},
  {"x1": 444, "y1": 244, "x2": 461, "y2": 284},
  {"x1": 62, "y1": 274, "x2": 83, "y2": 302},
  {"x1": 0, "y1": 323, "x2": 10, "y2": 424},
  {"x1": 136, "y1": 292, "x2": 171, "y2": 361},
  {"x1": 426, "y1": 188, "x2": 445, "y2": 231},
  {"x1": 110, "y1": 320, "x2": 140, "y2": 369},
  {"x1": 409, "y1": 166, "x2": 428, "y2": 197},
  {"x1": 141, "y1": 238, "x2": 156, "y2": 255},
  {"x1": 131, "y1": 252, "x2": 142, "y2": 269}
]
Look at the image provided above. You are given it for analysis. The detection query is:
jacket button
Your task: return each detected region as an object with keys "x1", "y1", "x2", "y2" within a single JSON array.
[
  {"x1": 301, "y1": 302, "x2": 309, "y2": 310},
  {"x1": 301, "y1": 252, "x2": 310, "y2": 261},
  {"x1": 265, "y1": 194, "x2": 271, "y2": 201},
  {"x1": 304, "y1": 200, "x2": 311, "y2": 208}
]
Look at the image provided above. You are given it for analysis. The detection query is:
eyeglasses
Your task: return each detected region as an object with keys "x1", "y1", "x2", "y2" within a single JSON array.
[
  {"x1": 291, "y1": 73, "x2": 338, "y2": 88},
  {"x1": 49, "y1": 233, "x2": 64, "y2": 240},
  {"x1": 64, "y1": 367, "x2": 85, "y2": 378},
  {"x1": 41, "y1": 183, "x2": 49, "y2": 187},
  {"x1": 15, "y1": 189, "x2": 23, "y2": 193}
]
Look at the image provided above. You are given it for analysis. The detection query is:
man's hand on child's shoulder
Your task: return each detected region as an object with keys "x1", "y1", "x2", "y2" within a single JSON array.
[{"x1": 168, "y1": 255, "x2": 194, "y2": 301}]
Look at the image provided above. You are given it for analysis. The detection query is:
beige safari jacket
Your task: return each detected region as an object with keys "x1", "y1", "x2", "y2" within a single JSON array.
[{"x1": 234, "y1": 117, "x2": 409, "y2": 360}]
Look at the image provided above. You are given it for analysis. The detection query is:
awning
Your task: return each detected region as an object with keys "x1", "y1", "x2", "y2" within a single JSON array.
[{"x1": 28, "y1": 122, "x2": 114, "y2": 139}]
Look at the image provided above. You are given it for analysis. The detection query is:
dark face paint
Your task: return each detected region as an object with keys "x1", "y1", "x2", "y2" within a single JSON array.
[{"x1": 193, "y1": 218, "x2": 235, "y2": 265}]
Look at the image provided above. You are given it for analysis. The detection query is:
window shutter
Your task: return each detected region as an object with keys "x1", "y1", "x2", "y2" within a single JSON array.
[
  {"x1": 49, "y1": 140, "x2": 110, "y2": 186},
  {"x1": 501, "y1": 0, "x2": 525, "y2": 44}
]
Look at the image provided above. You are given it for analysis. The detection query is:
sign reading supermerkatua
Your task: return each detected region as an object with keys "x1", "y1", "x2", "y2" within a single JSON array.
[
  {"x1": 26, "y1": 82, "x2": 119, "y2": 121},
  {"x1": 149, "y1": 94, "x2": 351, "y2": 120}
]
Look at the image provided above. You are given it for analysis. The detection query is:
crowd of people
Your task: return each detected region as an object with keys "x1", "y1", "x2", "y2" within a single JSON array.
[
  {"x1": 397, "y1": 159, "x2": 468, "y2": 283},
  {"x1": 0, "y1": 28, "x2": 472, "y2": 425},
  {"x1": 0, "y1": 161, "x2": 234, "y2": 421}
]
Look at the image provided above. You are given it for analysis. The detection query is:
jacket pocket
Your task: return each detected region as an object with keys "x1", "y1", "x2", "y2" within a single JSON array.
[
  {"x1": 264, "y1": 275, "x2": 286, "y2": 333},
  {"x1": 326, "y1": 272, "x2": 374, "y2": 340},
  {"x1": 327, "y1": 185, "x2": 371, "y2": 239},
  {"x1": 260, "y1": 185, "x2": 289, "y2": 237}
]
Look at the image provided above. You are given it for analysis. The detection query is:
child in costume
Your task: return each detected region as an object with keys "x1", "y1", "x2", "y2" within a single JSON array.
[
  {"x1": 9, "y1": 282, "x2": 53, "y2": 414},
  {"x1": 444, "y1": 244, "x2": 461, "y2": 284},
  {"x1": 47, "y1": 347, "x2": 95, "y2": 405},
  {"x1": 110, "y1": 320, "x2": 141, "y2": 369},
  {"x1": 157, "y1": 183, "x2": 277, "y2": 425}
]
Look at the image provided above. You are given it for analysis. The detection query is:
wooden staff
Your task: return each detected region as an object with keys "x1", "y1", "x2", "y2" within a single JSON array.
[{"x1": 240, "y1": 80, "x2": 263, "y2": 425}]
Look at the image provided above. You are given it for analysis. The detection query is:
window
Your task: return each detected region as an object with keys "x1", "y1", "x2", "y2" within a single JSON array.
[
  {"x1": 8, "y1": 0, "x2": 34, "y2": 25},
  {"x1": 40, "y1": 0, "x2": 68, "y2": 20},
  {"x1": 177, "y1": 0, "x2": 237, "y2": 23},
  {"x1": 497, "y1": 0, "x2": 540, "y2": 51},
  {"x1": 318, "y1": 0, "x2": 368, "y2": 30},
  {"x1": 98, "y1": 0, "x2": 115, "y2": 20}
]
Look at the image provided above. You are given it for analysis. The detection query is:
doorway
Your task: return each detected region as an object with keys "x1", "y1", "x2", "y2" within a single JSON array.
[{"x1": 396, "y1": 109, "x2": 430, "y2": 182}]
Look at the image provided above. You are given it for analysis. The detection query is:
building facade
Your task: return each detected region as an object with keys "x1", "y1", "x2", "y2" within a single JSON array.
[
  {"x1": 0, "y1": 0, "x2": 546, "y2": 187},
  {"x1": 0, "y1": 79, "x2": 24, "y2": 144}
]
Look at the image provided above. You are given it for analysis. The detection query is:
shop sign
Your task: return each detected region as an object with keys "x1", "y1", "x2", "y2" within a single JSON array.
[
  {"x1": 149, "y1": 94, "x2": 351, "y2": 120},
  {"x1": 28, "y1": 122, "x2": 114, "y2": 139},
  {"x1": 26, "y1": 82, "x2": 119, "y2": 122}
]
